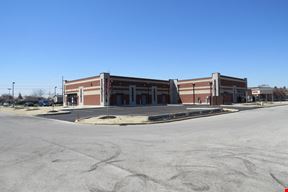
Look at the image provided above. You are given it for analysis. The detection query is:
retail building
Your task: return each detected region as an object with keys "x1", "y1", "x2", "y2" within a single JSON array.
[
  {"x1": 178, "y1": 73, "x2": 248, "y2": 105},
  {"x1": 64, "y1": 72, "x2": 248, "y2": 106}
]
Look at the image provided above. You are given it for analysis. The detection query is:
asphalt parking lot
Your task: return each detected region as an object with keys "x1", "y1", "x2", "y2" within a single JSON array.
[
  {"x1": 39, "y1": 105, "x2": 217, "y2": 122},
  {"x1": 1, "y1": 105, "x2": 288, "y2": 192}
]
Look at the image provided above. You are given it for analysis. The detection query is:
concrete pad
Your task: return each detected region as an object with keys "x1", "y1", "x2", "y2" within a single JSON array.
[
  {"x1": 78, "y1": 115, "x2": 149, "y2": 125},
  {"x1": 0, "y1": 106, "x2": 69, "y2": 116}
]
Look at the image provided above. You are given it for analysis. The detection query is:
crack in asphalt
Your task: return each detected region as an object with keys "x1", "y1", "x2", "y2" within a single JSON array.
[
  {"x1": 37, "y1": 137, "x2": 190, "y2": 192},
  {"x1": 270, "y1": 173, "x2": 287, "y2": 188},
  {"x1": 87, "y1": 144, "x2": 122, "y2": 172}
]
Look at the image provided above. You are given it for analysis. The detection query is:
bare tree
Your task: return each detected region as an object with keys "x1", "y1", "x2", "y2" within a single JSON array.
[
  {"x1": 0, "y1": 94, "x2": 13, "y2": 104},
  {"x1": 17, "y1": 93, "x2": 23, "y2": 100},
  {"x1": 273, "y1": 86, "x2": 287, "y2": 101},
  {"x1": 31, "y1": 89, "x2": 45, "y2": 98}
]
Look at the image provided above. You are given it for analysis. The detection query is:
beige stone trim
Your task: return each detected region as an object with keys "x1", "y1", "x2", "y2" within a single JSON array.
[
  {"x1": 220, "y1": 77, "x2": 245, "y2": 82},
  {"x1": 178, "y1": 79, "x2": 212, "y2": 84},
  {"x1": 83, "y1": 86, "x2": 101, "y2": 90},
  {"x1": 111, "y1": 90, "x2": 169, "y2": 95},
  {"x1": 112, "y1": 86, "x2": 168, "y2": 91},
  {"x1": 111, "y1": 77, "x2": 168, "y2": 84},
  {"x1": 84, "y1": 90, "x2": 101, "y2": 95},
  {"x1": 221, "y1": 86, "x2": 247, "y2": 90},
  {"x1": 65, "y1": 78, "x2": 100, "y2": 85},
  {"x1": 179, "y1": 86, "x2": 211, "y2": 91},
  {"x1": 179, "y1": 90, "x2": 211, "y2": 95},
  {"x1": 65, "y1": 89, "x2": 79, "y2": 93}
]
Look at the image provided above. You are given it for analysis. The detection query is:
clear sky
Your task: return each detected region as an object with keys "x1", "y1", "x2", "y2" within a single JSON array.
[{"x1": 0, "y1": 0, "x2": 287, "y2": 96}]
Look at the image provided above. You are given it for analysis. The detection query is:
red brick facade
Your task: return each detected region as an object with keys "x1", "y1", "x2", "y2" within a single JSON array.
[
  {"x1": 83, "y1": 95, "x2": 101, "y2": 105},
  {"x1": 64, "y1": 76, "x2": 101, "y2": 106},
  {"x1": 108, "y1": 75, "x2": 170, "y2": 106},
  {"x1": 64, "y1": 72, "x2": 248, "y2": 106},
  {"x1": 177, "y1": 73, "x2": 247, "y2": 105},
  {"x1": 64, "y1": 73, "x2": 171, "y2": 106},
  {"x1": 178, "y1": 77, "x2": 212, "y2": 104}
]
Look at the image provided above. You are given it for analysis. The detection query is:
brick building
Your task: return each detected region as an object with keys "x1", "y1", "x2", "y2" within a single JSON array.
[
  {"x1": 177, "y1": 73, "x2": 248, "y2": 105},
  {"x1": 64, "y1": 72, "x2": 247, "y2": 106},
  {"x1": 249, "y1": 86, "x2": 274, "y2": 102},
  {"x1": 64, "y1": 75, "x2": 101, "y2": 106},
  {"x1": 64, "y1": 73, "x2": 177, "y2": 107}
]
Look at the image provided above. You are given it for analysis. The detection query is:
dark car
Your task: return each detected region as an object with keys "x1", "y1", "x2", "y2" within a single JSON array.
[
  {"x1": 38, "y1": 99, "x2": 52, "y2": 107},
  {"x1": 24, "y1": 102, "x2": 35, "y2": 107}
]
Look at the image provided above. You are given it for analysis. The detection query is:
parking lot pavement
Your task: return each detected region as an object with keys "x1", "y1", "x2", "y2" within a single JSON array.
[
  {"x1": 39, "y1": 102, "x2": 288, "y2": 123},
  {"x1": 39, "y1": 105, "x2": 216, "y2": 122},
  {"x1": 1, "y1": 106, "x2": 288, "y2": 192}
]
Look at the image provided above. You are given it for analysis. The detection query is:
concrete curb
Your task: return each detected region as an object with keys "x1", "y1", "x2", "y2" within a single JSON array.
[
  {"x1": 222, "y1": 108, "x2": 239, "y2": 112},
  {"x1": 39, "y1": 111, "x2": 71, "y2": 116},
  {"x1": 261, "y1": 103, "x2": 288, "y2": 108},
  {"x1": 118, "y1": 111, "x2": 230, "y2": 126},
  {"x1": 148, "y1": 108, "x2": 222, "y2": 121},
  {"x1": 76, "y1": 108, "x2": 225, "y2": 126}
]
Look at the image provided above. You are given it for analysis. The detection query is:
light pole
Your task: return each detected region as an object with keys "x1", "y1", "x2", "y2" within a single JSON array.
[
  {"x1": 54, "y1": 86, "x2": 57, "y2": 97},
  {"x1": 62, "y1": 76, "x2": 64, "y2": 106},
  {"x1": 12, "y1": 82, "x2": 15, "y2": 107},
  {"x1": 192, "y1": 83, "x2": 195, "y2": 104},
  {"x1": 53, "y1": 86, "x2": 57, "y2": 111},
  {"x1": 209, "y1": 82, "x2": 213, "y2": 106},
  {"x1": 7, "y1": 88, "x2": 11, "y2": 95}
]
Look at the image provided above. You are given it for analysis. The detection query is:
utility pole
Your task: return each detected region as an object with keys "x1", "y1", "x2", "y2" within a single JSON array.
[
  {"x1": 209, "y1": 82, "x2": 213, "y2": 106},
  {"x1": 62, "y1": 76, "x2": 64, "y2": 106},
  {"x1": 192, "y1": 83, "x2": 195, "y2": 104},
  {"x1": 12, "y1": 82, "x2": 15, "y2": 107},
  {"x1": 53, "y1": 86, "x2": 57, "y2": 111},
  {"x1": 54, "y1": 86, "x2": 57, "y2": 97}
]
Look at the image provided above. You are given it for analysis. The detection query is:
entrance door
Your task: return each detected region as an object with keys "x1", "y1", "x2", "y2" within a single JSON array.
[
  {"x1": 141, "y1": 95, "x2": 147, "y2": 105},
  {"x1": 162, "y1": 95, "x2": 166, "y2": 104},
  {"x1": 67, "y1": 94, "x2": 78, "y2": 106},
  {"x1": 116, "y1": 95, "x2": 123, "y2": 106},
  {"x1": 129, "y1": 86, "x2": 136, "y2": 106}
]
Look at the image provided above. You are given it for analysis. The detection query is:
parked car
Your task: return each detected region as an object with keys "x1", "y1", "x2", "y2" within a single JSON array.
[
  {"x1": 24, "y1": 102, "x2": 35, "y2": 107},
  {"x1": 2, "y1": 102, "x2": 10, "y2": 107},
  {"x1": 38, "y1": 99, "x2": 52, "y2": 107}
]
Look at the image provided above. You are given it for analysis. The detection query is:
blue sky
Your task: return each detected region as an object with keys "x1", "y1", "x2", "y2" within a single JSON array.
[{"x1": 0, "y1": 0, "x2": 287, "y2": 96}]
